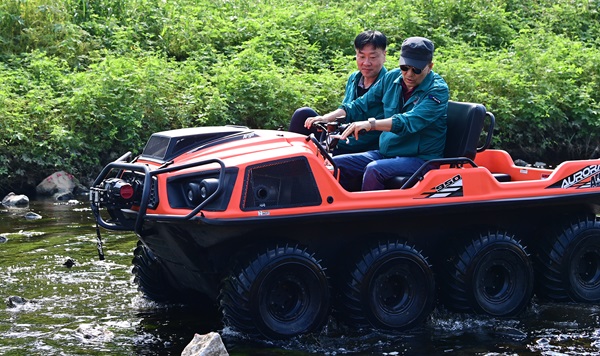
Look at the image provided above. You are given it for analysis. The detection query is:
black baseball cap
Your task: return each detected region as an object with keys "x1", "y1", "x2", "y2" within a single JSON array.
[{"x1": 399, "y1": 37, "x2": 434, "y2": 70}]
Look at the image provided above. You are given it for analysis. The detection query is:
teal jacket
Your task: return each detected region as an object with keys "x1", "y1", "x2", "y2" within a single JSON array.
[
  {"x1": 336, "y1": 67, "x2": 387, "y2": 154},
  {"x1": 340, "y1": 68, "x2": 449, "y2": 160}
]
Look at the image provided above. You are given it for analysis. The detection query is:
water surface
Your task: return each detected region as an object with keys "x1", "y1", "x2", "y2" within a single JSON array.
[{"x1": 1, "y1": 198, "x2": 600, "y2": 355}]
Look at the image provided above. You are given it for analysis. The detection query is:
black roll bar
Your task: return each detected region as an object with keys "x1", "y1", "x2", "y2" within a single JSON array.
[{"x1": 91, "y1": 158, "x2": 226, "y2": 235}]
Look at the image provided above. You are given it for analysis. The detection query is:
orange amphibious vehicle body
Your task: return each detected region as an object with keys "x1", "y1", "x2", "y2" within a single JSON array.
[{"x1": 91, "y1": 102, "x2": 600, "y2": 339}]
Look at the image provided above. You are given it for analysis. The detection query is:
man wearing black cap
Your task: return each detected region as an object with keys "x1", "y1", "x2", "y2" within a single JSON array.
[{"x1": 305, "y1": 36, "x2": 449, "y2": 191}]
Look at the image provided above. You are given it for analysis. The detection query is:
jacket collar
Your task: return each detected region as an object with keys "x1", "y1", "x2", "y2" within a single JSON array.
[
  {"x1": 395, "y1": 70, "x2": 435, "y2": 104},
  {"x1": 354, "y1": 66, "x2": 388, "y2": 85}
]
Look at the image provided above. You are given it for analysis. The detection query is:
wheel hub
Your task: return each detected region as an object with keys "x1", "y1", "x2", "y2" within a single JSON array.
[
  {"x1": 482, "y1": 264, "x2": 511, "y2": 299},
  {"x1": 375, "y1": 270, "x2": 412, "y2": 313},
  {"x1": 266, "y1": 275, "x2": 308, "y2": 321},
  {"x1": 576, "y1": 250, "x2": 600, "y2": 287}
]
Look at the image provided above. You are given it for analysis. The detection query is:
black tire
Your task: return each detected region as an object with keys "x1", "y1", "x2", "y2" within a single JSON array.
[
  {"x1": 340, "y1": 241, "x2": 436, "y2": 330},
  {"x1": 132, "y1": 240, "x2": 177, "y2": 303},
  {"x1": 219, "y1": 245, "x2": 330, "y2": 339},
  {"x1": 443, "y1": 232, "x2": 533, "y2": 316},
  {"x1": 536, "y1": 216, "x2": 600, "y2": 302}
]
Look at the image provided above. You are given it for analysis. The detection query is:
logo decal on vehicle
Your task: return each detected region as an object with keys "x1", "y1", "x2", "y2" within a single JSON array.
[
  {"x1": 547, "y1": 165, "x2": 600, "y2": 189},
  {"x1": 421, "y1": 174, "x2": 463, "y2": 198}
]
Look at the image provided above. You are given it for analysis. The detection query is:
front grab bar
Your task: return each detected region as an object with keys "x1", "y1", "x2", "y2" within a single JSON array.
[{"x1": 90, "y1": 158, "x2": 226, "y2": 235}]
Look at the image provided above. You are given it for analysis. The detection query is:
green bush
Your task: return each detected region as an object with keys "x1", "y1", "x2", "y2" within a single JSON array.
[{"x1": 0, "y1": 0, "x2": 599, "y2": 195}]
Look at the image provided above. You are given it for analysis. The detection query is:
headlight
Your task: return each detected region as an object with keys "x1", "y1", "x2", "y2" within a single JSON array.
[
  {"x1": 186, "y1": 182, "x2": 202, "y2": 204},
  {"x1": 186, "y1": 178, "x2": 219, "y2": 205},
  {"x1": 200, "y1": 178, "x2": 219, "y2": 199}
]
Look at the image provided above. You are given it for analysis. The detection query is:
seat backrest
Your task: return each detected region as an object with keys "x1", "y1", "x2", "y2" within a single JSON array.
[
  {"x1": 384, "y1": 100, "x2": 492, "y2": 189},
  {"x1": 443, "y1": 101, "x2": 487, "y2": 159}
]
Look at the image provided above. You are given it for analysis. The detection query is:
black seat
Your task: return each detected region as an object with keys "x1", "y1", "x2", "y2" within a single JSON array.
[{"x1": 385, "y1": 101, "x2": 494, "y2": 189}]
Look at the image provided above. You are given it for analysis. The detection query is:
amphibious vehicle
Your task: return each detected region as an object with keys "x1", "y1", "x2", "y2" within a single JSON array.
[{"x1": 90, "y1": 101, "x2": 600, "y2": 339}]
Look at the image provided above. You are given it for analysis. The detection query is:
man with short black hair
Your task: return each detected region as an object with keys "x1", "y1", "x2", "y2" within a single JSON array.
[
  {"x1": 289, "y1": 30, "x2": 387, "y2": 154},
  {"x1": 306, "y1": 36, "x2": 449, "y2": 191}
]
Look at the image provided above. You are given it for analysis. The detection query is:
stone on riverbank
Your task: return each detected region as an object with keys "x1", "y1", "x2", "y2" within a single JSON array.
[{"x1": 181, "y1": 332, "x2": 229, "y2": 356}]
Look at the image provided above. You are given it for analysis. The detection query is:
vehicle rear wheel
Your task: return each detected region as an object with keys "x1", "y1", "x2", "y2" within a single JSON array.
[
  {"x1": 443, "y1": 232, "x2": 533, "y2": 316},
  {"x1": 219, "y1": 245, "x2": 330, "y2": 339},
  {"x1": 536, "y1": 216, "x2": 600, "y2": 302},
  {"x1": 340, "y1": 241, "x2": 435, "y2": 330},
  {"x1": 132, "y1": 240, "x2": 178, "y2": 303}
]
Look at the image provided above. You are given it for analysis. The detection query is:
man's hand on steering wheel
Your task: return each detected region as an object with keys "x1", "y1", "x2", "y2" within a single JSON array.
[{"x1": 339, "y1": 120, "x2": 372, "y2": 140}]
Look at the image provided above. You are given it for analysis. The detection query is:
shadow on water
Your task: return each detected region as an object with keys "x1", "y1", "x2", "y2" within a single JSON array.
[{"x1": 1, "y1": 198, "x2": 600, "y2": 355}]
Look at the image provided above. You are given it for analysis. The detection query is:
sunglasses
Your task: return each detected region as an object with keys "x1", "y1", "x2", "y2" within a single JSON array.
[{"x1": 400, "y1": 65, "x2": 423, "y2": 74}]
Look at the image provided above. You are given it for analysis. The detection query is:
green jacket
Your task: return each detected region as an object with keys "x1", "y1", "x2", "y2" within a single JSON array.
[
  {"x1": 340, "y1": 68, "x2": 449, "y2": 160},
  {"x1": 336, "y1": 67, "x2": 387, "y2": 154}
]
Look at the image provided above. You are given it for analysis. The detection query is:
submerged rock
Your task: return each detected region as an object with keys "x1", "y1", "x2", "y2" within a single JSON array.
[
  {"x1": 53, "y1": 191, "x2": 75, "y2": 201},
  {"x1": 6, "y1": 295, "x2": 28, "y2": 308},
  {"x1": 181, "y1": 332, "x2": 229, "y2": 356},
  {"x1": 75, "y1": 323, "x2": 114, "y2": 342},
  {"x1": 2, "y1": 192, "x2": 30, "y2": 207},
  {"x1": 15, "y1": 230, "x2": 45, "y2": 238},
  {"x1": 63, "y1": 258, "x2": 76, "y2": 268},
  {"x1": 24, "y1": 212, "x2": 42, "y2": 220}
]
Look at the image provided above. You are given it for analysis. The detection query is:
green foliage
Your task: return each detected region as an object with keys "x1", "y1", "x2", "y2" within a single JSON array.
[
  {"x1": 436, "y1": 27, "x2": 600, "y2": 161},
  {"x1": 0, "y1": 0, "x2": 599, "y2": 195}
]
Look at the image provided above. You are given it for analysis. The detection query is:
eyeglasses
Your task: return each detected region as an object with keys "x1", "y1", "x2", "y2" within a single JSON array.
[{"x1": 400, "y1": 65, "x2": 423, "y2": 74}]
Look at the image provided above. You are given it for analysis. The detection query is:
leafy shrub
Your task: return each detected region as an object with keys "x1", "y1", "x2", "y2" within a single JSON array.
[{"x1": 1, "y1": 0, "x2": 600, "y2": 195}]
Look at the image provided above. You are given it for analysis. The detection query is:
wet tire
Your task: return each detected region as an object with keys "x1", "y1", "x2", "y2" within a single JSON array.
[
  {"x1": 536, "y1": 216, "x2": 600, "y2": 302},
  {"x1": 443, "y1": 232, "x2": 533, "y2": 316},
  {"x1": 132, "y1": 240, "x2": 177, "y2": 303},
  {"x1": 219, "y1": 245, "x2": 330, "y2": 339},
  {"x1": 340, "y1": 241, "x2": 436, "y2": 330}
]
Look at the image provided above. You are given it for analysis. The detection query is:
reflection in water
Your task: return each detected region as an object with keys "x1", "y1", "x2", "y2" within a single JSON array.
[{"x1": 1, "y1": 198, "x2": 600, "y2": 355}]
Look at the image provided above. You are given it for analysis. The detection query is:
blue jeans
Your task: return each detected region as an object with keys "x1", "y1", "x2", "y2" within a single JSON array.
[{"x1": 333, "y1": 150, "x2": 428, "y2": 191}]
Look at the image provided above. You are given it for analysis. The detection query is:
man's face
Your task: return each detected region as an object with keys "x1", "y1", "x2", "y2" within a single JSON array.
[
  {"x1": 355, "y1": 44, "x2": 386, "y2": 80},
  {"x1": 401, "y1": 63, "x2": 433, "y2": 91}
]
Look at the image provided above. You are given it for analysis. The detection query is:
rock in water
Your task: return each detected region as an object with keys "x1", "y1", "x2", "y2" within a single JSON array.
[
  {"x1": 63, "y1": 258, "x2": 76, "y2": 268},
  {"x1": 1, "y1": 192, "x2": 30, "y2": 207},
  {"x1": 181, "y1": 332, "x2": 229, "y2": 356},
  {"x1": 36, "y1": 171, "x2": 82, "y2": 198},
  {"x1": 24, "y1": 212, "x2": 42, "y2": 220},
  {"x1": 6, "y1": 296, "x2": 28, "y2": 308},
  {"x1": 75, "y1": 323, "x2": 114, "y2": 342}
]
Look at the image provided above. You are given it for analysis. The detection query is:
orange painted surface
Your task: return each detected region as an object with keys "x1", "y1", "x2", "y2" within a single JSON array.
[{"x1": 133, "y1": 130, "x2": 600, "y2": 221}]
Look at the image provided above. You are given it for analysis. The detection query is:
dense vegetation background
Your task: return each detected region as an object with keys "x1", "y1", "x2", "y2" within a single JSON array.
[{"x1": 0, "y1": 0, "x2": 599, "y2": 195}]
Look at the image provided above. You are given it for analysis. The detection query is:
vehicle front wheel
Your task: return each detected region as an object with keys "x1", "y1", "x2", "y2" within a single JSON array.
[
  {"x1": 132, "y1": 241, "x2": 178, "y2": 303},
  {"x1": 443, "y1": 232, "x2": 534, "y2": 316},
  {"x1": 536, "y1": 216, "x2": 600, "y2": 302},
  {"x1": 219, "y1": 245, "x2": 331, "y2": 339},
  {"x1": 340, "y1": 241, "x2": 436, "y2": 330}
]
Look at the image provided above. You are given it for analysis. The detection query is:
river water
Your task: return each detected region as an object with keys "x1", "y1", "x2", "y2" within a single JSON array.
[{"x1": 1, "y1": 198, "x2": 600, "y2": 355}]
